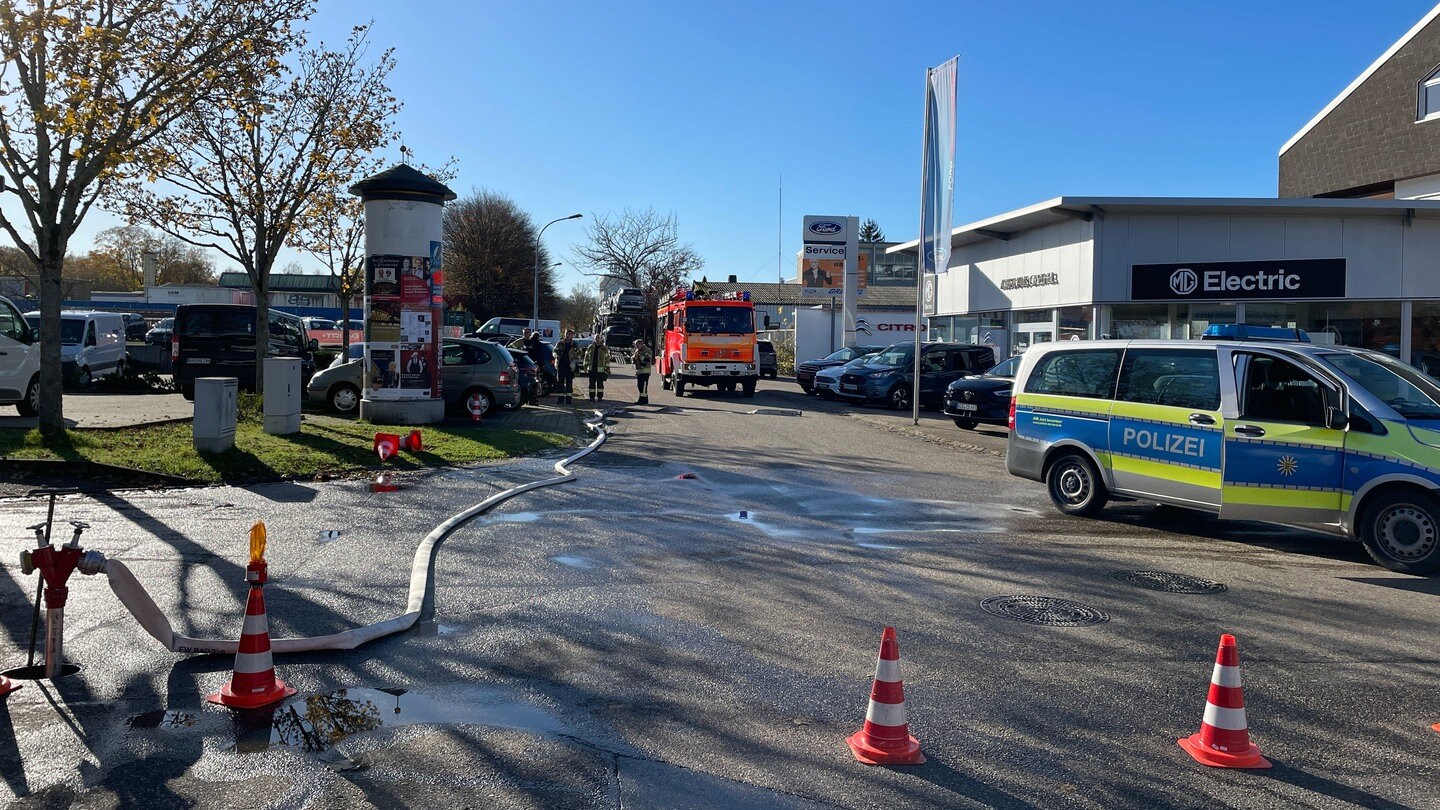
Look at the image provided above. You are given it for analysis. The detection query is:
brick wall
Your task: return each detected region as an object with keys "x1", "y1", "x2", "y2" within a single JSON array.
[{"x1": 1280, "y1": 15, "x2": 1440, "y2": 197}]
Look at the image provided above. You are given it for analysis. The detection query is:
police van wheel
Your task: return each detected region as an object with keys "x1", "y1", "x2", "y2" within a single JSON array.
[
  {"x1": 1046, "y1": 453, "x2": 1107, "y2": 517},
  {"x1": 1360, "y1": 490, "x2": 1440, "y2": 574}
]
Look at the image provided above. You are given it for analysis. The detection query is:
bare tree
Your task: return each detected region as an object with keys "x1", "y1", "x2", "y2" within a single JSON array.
[
  {"x1": 442, "y1": 190, "x2": 558, "y2": 323},
  {"x1": 559, "y1": 282, "x2": 600, "y2": 335},
  {"x1": 90, "y1": 225, "x2": 216, "y2": 288},
  {"x1": 0, "y1": 0, "x2": 310, "y2": 434},
  {"x1": 108, "y1": 23, "x2": 398, "y2": 393},
  {"x1": 571, "y1": 208, "x2": 703, "y2": 312}
]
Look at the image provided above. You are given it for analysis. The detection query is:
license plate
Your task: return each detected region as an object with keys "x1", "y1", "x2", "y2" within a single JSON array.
[
  {"x1": 841, "y1": 384, "x2": 860, "y2": 392},
  {"x1": 188, "y1": 358, "x2": 211, "y2": 364},
  {"x1": 954, "y1": 403, "x2": 977, "y2": 411}
]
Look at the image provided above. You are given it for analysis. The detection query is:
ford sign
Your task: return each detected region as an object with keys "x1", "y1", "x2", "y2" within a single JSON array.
[{"x1": 809, "y1": 221, "x2": 843, "y2": 235}]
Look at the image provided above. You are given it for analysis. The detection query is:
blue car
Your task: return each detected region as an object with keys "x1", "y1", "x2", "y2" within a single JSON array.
[{"x1": 835, "y1": 342, "x2": 996, "y2": 410}]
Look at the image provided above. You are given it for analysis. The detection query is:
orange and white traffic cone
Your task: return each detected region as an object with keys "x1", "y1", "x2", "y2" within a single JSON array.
[
  {"x1": 373, "y1": 432, "x2": 399, "y2": 462},
  {"x1": 468, "y1": 395, "x2": 483, "y2": 422},
  {"x1": 0, "y1": 673, "x2": 19, "y2": 698},
  {"x1": 370, "y1": 471, "x2": 398, "y2": 492},
  {"x1": 207, "y1": 522, "x2": 297, "y2": 711},
  {"x1": 846, "y1": 626, "x2": 925, "y2": 766},
  {"x1": 401, "y1": 429, "x2": 423, "y2": 452},
  {"x1": 1178, "y1": 633, "x2": 1271, "y2": 769}
]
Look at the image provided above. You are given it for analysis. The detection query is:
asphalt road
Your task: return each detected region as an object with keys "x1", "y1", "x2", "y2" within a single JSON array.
[{"x1": 3, "y1": 373, "x2": 1439, "y2": 808}]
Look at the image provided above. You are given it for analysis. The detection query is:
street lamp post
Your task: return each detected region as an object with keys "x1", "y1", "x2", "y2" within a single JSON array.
[{"x1": 535, "y1": 214, "x2": 583, "y2": 331}]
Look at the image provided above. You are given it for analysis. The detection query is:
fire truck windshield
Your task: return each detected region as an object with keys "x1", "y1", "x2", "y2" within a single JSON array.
[{"x1": 684, "y1": 306, "x2": 753, "y2": 334}]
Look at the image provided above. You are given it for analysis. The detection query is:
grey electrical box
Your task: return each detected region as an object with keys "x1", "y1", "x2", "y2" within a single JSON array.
[
  {"x1": 193, "y1": 377, "x2": 238, "y2": 453},
  {"x1": 263, "y1": 357, "x2": 301, "y2": 435}
]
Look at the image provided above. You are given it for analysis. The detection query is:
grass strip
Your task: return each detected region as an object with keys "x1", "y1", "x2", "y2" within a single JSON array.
[{"x1": 0, "y1": 415, "x2": 572, "y2": 486}]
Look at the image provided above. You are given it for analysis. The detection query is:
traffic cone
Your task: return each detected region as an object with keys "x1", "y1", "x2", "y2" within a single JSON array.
[
  {"x1": 401, "y1": 429, "x2": 423, "y2": 452},
  {"x1": 208, "y1": 523, "x2": 297, "y2": 711},
  {"x1": 1178, "y1": 633, "x2": 1271, "y2": 769},
  {"x1": 370, "y1": 471, "x2": 398, "y2": 492},
  {"x1": 0, "y1": 673, "x2": 19, "y2": 697},
  {"x1": 373, "y1": 432, "x2": 399, "y2": 462},
  {"x1": 469, "y1": 395, "x2": 483, "y2": 422},
  {"x1": 846, "y1": 626, "x2": 925, "y2": 766}
]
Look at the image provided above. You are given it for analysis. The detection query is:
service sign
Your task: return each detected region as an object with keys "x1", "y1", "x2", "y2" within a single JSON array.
[
  {"x1": 803, "y1": 215, "x2": 848, "y2": 298},
  {"x1": 1130, "y1": 258, "x2": 1347, "y2": 301}
]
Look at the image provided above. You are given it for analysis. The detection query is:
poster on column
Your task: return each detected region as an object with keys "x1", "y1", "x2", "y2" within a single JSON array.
[{"x1": 366, "y1": 253, "x2": 440, "y2": 400}]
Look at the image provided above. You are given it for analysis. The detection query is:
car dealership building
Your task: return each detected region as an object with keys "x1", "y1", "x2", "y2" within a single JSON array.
[{"x1": 895, "y1": 4, "x2": 1440, "y2": 374}]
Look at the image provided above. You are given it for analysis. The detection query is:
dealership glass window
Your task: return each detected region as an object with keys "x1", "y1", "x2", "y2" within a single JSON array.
[
  {"x1": 927, "y1": 316, "x2": 953, "y2": 342},
  {"x1": 1109, "y1": 304, "x2": 1169, "y2": 339},
  {"x1": 1180, "y1": 303, "x2": 1238, "y2": 340},
  {"x1": 1016, "y1": 308, "x2": 1053, "y2": 324},
  {"x1": 1242, "y1": 302, "x2": 1299, "y2": 329},
  {"x1": 1302, "y1": 301, "x2": 1400, "y2": 356},
  {"x1": 1058, "y1": 306, "x2": 1093, "y2": 341},
  {"x1": 1410, "y1": 301, "x2": 1440, "y2": 378}
]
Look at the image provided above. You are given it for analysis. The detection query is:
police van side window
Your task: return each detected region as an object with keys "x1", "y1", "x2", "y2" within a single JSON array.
[
  {"x1": 1024, "y1": 349, "x2": 1122, "y2": 399},
  {"x1": 1237, "y1": 354, "x2": 1328, "y2": 424},
  {"x1": 1116, "y1": 349, "x2": 1220, "y2": 410}
]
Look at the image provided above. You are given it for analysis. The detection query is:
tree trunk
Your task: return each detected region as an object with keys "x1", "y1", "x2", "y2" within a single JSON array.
[
  {"x1": 254, "y1": 286, "x2": 269, "y2": 397},
  {"x1": 36, "y1": 241, "x2": 66, "y2": 437},
  {"x1": 340, "y1": 293, "x2": 352, "y2": 355}
]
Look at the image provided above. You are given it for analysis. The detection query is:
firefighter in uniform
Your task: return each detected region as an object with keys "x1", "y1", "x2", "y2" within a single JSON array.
[
  {"x1": 631, "y1": 338, "x2": 654, "y2": 405},
  {"x1": 584, "y1": 333, "x2": 610, "y2": 402},
  {"x1": 554, "y1": 330, "x2": 578, "y2": 404}
]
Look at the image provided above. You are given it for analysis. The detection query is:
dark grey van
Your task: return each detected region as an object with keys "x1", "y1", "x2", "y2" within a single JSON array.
[{"x1": 172, "y1": 304, "x2": 315, "y2": 400}]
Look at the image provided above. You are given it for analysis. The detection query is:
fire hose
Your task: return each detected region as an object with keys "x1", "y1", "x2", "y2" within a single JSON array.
[{"x1": 81, "y1": 412, "x2": 609, "y2": 655}]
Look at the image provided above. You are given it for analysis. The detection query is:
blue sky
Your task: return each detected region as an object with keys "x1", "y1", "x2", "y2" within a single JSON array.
[{"x1": 44, "y1": 1, "x2": 1440, "y2": 293}]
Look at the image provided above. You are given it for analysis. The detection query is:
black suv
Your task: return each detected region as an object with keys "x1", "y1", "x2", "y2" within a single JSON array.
[
  {"x1": 943, "y1": 355, "x2": 1020, "y2": 429},
  {"x1": 172, "y1": 304, "x2": 316, "y2": 400},
  {"x1": 836, "y1": 342, "x2": 995, "y2": 410}
]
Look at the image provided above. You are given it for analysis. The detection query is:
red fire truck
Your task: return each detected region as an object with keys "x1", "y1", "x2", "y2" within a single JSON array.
[{"x1": 656, "y1": 285, "x2": 758, "y2": 397}]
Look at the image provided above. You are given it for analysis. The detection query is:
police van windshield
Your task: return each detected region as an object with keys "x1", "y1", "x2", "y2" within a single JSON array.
[{"x1": 1321, "y1": 351, "x2": 1440, "y2": 419}]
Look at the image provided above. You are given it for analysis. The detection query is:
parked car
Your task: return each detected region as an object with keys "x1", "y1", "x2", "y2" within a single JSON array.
[
  {"x1": 0, "y1": 295, "x2": 40, "y2": 415},
  {"x1": 145, "y1": 317, "x2": 174, "y2": 346},
  {"x1": 306, "y1": 342, "x2": 367, "y2": 413},
  {"x1": 301, "y1": 317, "x2": 337, "y2": 332},
  {"x1": 172, "y1": 304, "x2": 316, "y2": 400},
  {"x1": 836, "y1": 342, "x2": 996, "y2": 410},
  {"x1": 25, "y1": 310, "x2": 128, "y2": 387},
  {"x1": 506, "y1": 348, "x2": 542, "y2": 407},
  {"x1": 812, "y1": 352, "x2": 880, "y2": 400},
  {"x1": 613, "y1": 287, "x2": 645, "y2": 313},
  {"x1": 943, "y1": 355, "x2": 1021, "y2": 429},
  {"x1": 440, "y1": 338, "x2": 522, "y2": 416},
  {"x1": 795, "y1": 345, "x2": 884, "y2": 394},
  {"x1": 757, "y1": 340, "x2": 778, "y2": 379},
  {"x1": 122, "y1": 313, "x2": 149, "y2": 342},
  {"x1": 305, "y1": 339, "x2": 522, "y2": 416}
]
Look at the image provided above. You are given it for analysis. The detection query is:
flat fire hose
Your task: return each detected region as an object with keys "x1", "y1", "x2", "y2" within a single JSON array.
[{"x1": 90, "y1": 413, "x2": 609, "y2": 655}]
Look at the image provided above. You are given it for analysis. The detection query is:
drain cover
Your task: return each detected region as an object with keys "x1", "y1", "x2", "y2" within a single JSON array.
[
  {"x1": 980, "y1": 595, "x2": 1109, "y2": 626},
  {"x1": 1110, "y1": 570, "x2": 1227, "y2": 595}
]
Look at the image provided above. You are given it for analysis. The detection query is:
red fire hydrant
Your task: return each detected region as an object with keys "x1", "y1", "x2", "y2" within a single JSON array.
[{"x1": 20, "y1": 520, "x2": 88, "y2": 678}]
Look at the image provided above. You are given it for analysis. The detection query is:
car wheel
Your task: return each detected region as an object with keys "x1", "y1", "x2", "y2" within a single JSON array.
[
  {"x1": 742, "y1": 380, "x2": 756, "y2": 398},
  {"x1": 1359, "y1": 490, "x2": 1440, "y2": 574},
  {"x1": 818, "y1": 390, "x2": 835, "y2": 400},
  {"x1": 465, "y1": 388, "x2": 494, "y2": 417},
  {"x1": 329, "y1": 382, "x2": 360, "y2": 414},
  {"x1": 78, "y1": 366, "x2": 92, "y2": 388},
  {"x1": 661, "y1": 377, "x2": 672, "y2": 391},
  {"x1": 674, "y1": 377, "x2": 686, "y2": 397},
  {"x1": 114, "y1": 361, "x2": 125, "y2": 379},
  {"x1": 1045, "y1": 452, "x2": 1108, "y2": 517},
  {"x1": 953, "y1": 418, "x2": 979, "y2": 430},
  {"x1": 888, "y1": 385, "x2": 910, "y2": 410},
  {"x1": 16, "y1": 376, "x2": 39, "y2": 416},
  {"x1": 181, "y1": 383, "x2": 194, "y2": 401},
  {"x1": 799, "y1": 384, "x2": 813, "y2": 395}
]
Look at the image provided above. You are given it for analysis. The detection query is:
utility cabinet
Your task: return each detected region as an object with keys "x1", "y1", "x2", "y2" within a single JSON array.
[
  {"x1": 193, "y1": 377, "x2": 238, "y2": 453},
  {"x1": 263, "y1": 357, "x2": 301, "y2": 435}
]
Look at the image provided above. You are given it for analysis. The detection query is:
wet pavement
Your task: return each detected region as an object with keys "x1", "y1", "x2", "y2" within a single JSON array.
[{"x1": 2, "y1": 373, "x2": 1439, "y2": 808}]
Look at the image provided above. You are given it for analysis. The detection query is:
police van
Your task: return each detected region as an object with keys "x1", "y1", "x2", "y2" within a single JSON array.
[{"x1": 1006, "y1": 326, "x2": 1440, "y2": 574}]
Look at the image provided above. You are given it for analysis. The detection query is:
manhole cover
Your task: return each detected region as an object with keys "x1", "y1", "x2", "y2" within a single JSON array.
[
  {"x1": 1110, "y1": 570, "x2": 1227, "y2": 595},
  {"x1": 980, "y1": 595, "x2": 1109, "y2": 626}
]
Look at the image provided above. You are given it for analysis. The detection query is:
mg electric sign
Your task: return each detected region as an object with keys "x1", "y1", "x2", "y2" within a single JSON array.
[{"x1": 1131, "y1": 258, "x2": 1346, "y2": 301}]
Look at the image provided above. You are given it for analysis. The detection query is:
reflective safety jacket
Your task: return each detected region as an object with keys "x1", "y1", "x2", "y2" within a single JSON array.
[
  {"x1": 631, "y1": 345, "x2": 654, "y2": 374},
  {"x1": 583, "y1": 343, "x2": 610, "y2": 374}
]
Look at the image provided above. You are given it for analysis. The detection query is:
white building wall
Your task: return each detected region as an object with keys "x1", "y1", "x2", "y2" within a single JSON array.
[{"x1": 937, "y1": 218, "x2": 1094, "y2": 315}]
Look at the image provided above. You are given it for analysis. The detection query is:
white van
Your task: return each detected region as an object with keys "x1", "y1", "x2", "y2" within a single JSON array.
[
  {"x1": 23, "y1": 310, "x2": 127, "y2": 386},
  {"x1": 0, "y1": 295, "x2": 40, "y2": 414},
  {"x1": 474, "y1": 317, "x2": 562, "y2": 341}
]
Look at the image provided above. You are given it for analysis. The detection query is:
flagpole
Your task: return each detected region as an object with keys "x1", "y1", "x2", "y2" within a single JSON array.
[{"x1": 913, "y1": 67, "x2": 933, "y2": 426}]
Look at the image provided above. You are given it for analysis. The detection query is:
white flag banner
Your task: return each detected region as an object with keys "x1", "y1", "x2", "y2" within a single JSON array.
[{"x1": 919, "y1": 57, "x2": 958, "y2": 276}]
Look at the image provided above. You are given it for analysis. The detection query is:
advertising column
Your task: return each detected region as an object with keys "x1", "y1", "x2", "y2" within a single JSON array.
[{"x1": 348, "y1": 164, "x2": 457, "y2": 425}]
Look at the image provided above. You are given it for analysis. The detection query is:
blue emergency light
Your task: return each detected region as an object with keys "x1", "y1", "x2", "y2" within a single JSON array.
[{"x1": 1201, "y1": 323, "x2": 1310, "y2": 343}]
